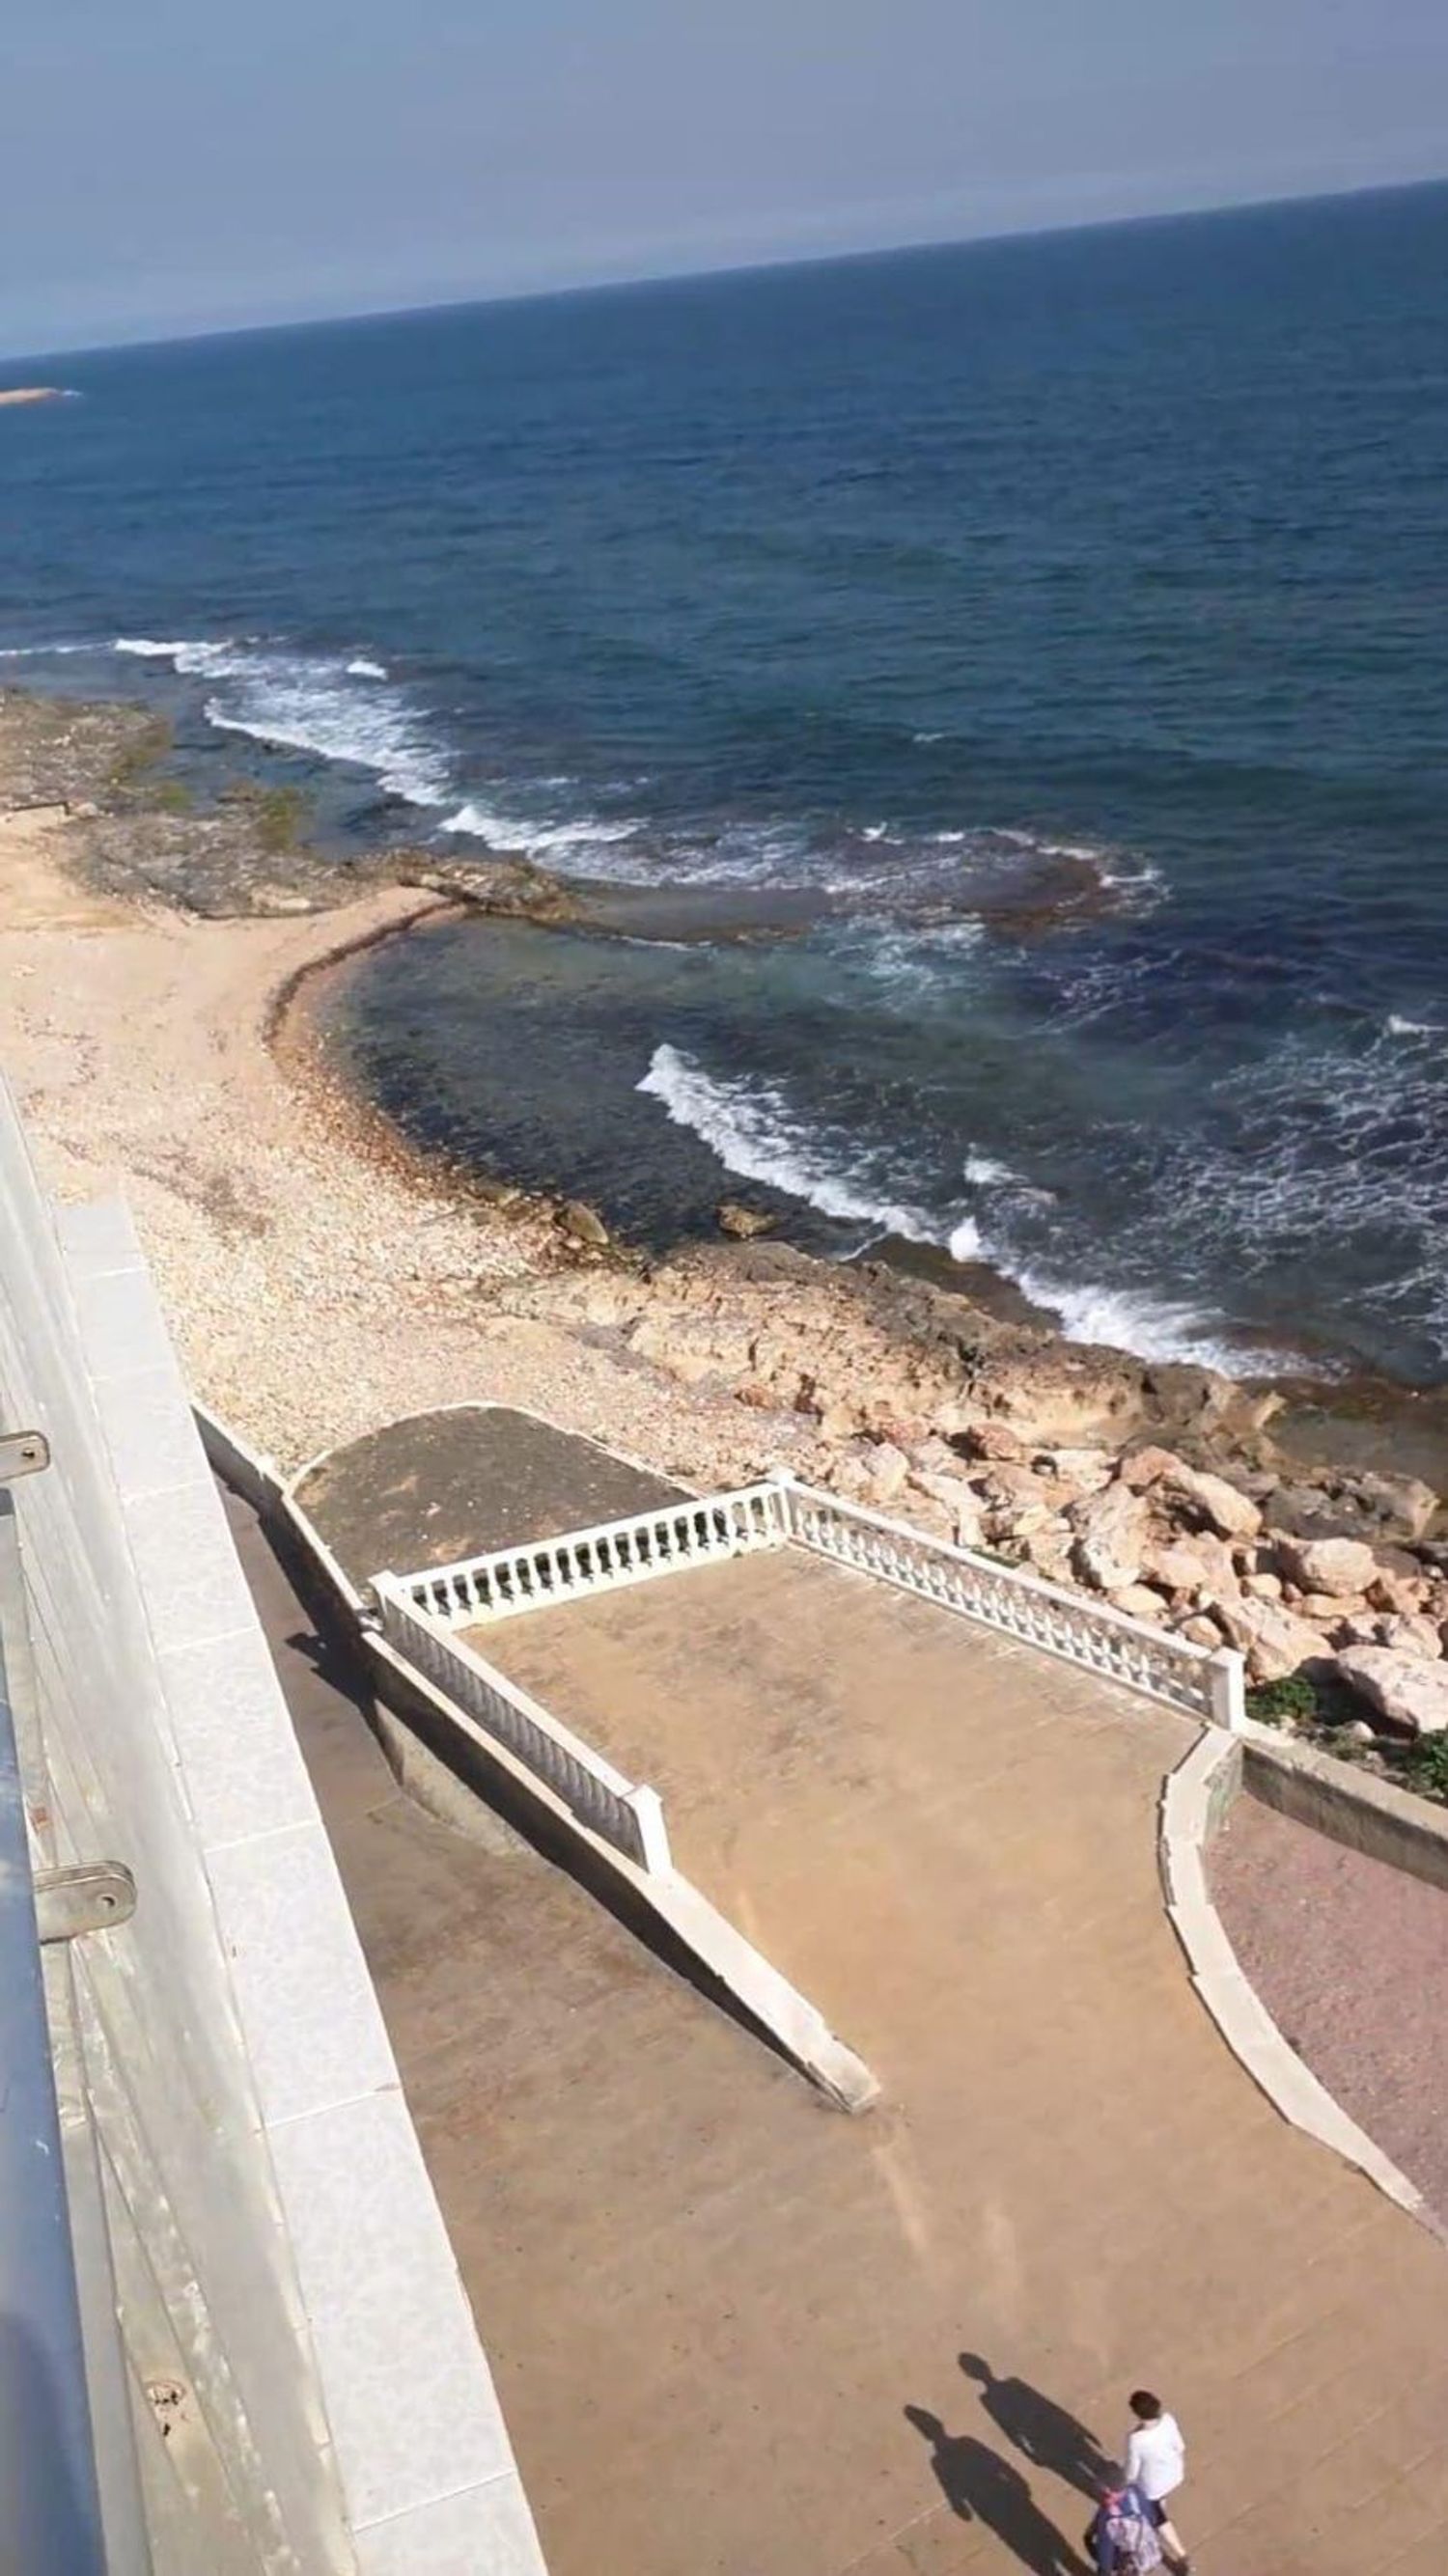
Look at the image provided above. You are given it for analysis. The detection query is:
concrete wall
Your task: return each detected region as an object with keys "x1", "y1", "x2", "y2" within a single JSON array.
[{"x1": 0, "y1": 1078, "x2": 546, "y2": 2574}]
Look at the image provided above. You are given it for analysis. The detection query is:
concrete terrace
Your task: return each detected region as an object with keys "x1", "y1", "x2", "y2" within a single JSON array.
[{"x1": 288, "y1": 1408, "x2": 1448, "y2": 2576}]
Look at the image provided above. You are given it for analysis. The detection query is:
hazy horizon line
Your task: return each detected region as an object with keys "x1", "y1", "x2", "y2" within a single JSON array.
[{"x1": 5, "y1": 165, "x2": 1445, "y2": 373}]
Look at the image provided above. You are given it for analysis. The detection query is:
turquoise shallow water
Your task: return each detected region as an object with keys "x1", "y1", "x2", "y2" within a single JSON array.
[{"x1": 4, "y1": 182, "x2": 1447, "y2": 1378}]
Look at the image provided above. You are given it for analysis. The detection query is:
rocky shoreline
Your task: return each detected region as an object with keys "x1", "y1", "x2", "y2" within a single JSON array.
[{"x1": 6, "y1": 679, "x2": 1448, "y2": 1795}]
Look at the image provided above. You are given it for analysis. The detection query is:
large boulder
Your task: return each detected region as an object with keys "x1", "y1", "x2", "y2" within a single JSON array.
[
  {"x1": 1019, "y1": 1523, "x2": 1074, "y2": 1585},
  {"x1": 908, "y1": 1470, "x2": 989, "y2": 1551},
  {"x1": 864, "y1": 1440, "x2": 910, "y2": 1506},
  {"x1": 1373, "y1": 1613, "x2": 1445, "y2": 1661},
  {"x1": 1142, "y1": 1530, "x2": 1238, "y2": 1602},
  {"x1": 1274, "y1": 1535, "x2": 1379, "y2": 1598},
  {"x1": 1165, "y1": 1464, "x2": 1262, "y2": 1541},
  {"x1": 1119, "y1": 1444, "x2": 1190, "y2": 1492},
  {"x1": 955, "y1": 1420, "x2": 1028, "y2": 1463},
  {"x1": 1335, "y1": 1647, "x2": 1448, "y2": 1738},
  {"x1": 1214, "y1": 1594, "x2": 1324, "y2": 1684},
  {"x1": 1031, "y1": 1445, "x2": 1115, "y2": 1493},
  {"x1": 1264, "y1": 1471, "x2": 1438, "y2": 1547},
  {"x1": 1111, "y1": 1584, "x2": 1168, "y2": 1625},
  {"x1": 1069, "y1": 1482, "x2": 1149, "y2": 1593},
  {"x1": 557, "y1": 1198, "x2": 610, "y2": 1248}
]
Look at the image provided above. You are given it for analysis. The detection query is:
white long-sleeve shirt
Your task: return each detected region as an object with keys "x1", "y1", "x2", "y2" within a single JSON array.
[{"x1": 1126, "y1": 2412, "x2": 1184, "y2": 2502}]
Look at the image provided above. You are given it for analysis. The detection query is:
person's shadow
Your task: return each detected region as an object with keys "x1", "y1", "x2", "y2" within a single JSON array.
[
  {"x1": 904, "y1": 2407, "x2": 1090, "y2": 2576},
  {"x1": 960, "y1": 2352, "x2": 1115, "y2": 2502}
]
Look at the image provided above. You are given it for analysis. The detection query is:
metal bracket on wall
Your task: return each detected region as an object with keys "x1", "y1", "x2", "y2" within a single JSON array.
[
  {"x1": 0, "y1": 1428, "x2": 50, "y2": 1482},
  {"x1": 35, "y1": 1863, "x2": 137, "y2": 1945}
]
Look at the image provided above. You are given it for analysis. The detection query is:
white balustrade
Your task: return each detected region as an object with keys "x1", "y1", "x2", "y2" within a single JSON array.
[
  {"x1": 393, "y1": 1482, "x2": 791, "y2": 1629},
  {"x1": 374, "y1": 1576, "x2": 672, "y2": 1871},
  {"x1": 379, "y1": 1472, "x2": 1244, "y2": 1744},
  {"x1": 777, "y1": 1482, "x2": 1244, "y2": 1728}
]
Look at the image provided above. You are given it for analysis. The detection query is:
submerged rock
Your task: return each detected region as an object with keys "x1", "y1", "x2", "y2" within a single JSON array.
[{"x1": 716, "y1": 1199, "x2": 777, "y2": 1238}]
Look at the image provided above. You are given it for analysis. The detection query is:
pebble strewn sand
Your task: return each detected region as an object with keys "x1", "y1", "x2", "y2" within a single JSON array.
[
  {"x1": 0, "y1": 796, "x2": 808, "y2": 1485},
  {"x1": 1211, "y1": 1795, "x2": 1448, "y2": 2228}
]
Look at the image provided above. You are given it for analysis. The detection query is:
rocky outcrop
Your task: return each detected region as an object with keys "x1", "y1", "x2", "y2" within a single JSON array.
[
  {"x1": 399, "y1": 852, "x2": 582, "y2": 924},
  {"x1": 1262, "y1": 1469, "x2": 1438, "y2": 1546},
  {"x1": 498, "y1": 1223, "x2": 1448, "y2": 1787}
]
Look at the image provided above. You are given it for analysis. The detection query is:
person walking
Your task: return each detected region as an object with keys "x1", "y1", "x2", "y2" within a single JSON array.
[
  {"x1": 1089, "y1": 2479, "x2": 1163, "y2": 2574},
  {"x1": 1124, "y1": 2391, "x2": 1190, "y2": 2573}
]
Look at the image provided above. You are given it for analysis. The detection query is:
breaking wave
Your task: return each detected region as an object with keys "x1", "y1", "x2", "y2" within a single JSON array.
[
  {"x1": 637, "y1": 1042, "x2": 1287, "y2": 1375},
  {"x1": 637, "y1": 1042, "x2": 939, "y2": 1243},
  {"x1": 113, "y1": 636, "x2": 453, "y2": 806}
]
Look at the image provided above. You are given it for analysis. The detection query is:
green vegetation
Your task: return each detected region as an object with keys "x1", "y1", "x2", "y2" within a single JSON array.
[
  {"x1": 1246, "y1": 1673, "x2": 1322, "y2": 1728},
  {"x1": 1246, "y1": 1667, "x2": 1362, "y2": 1731},
  {"x1": 1405, "y1": 1733, "x2": 1448, "y2": 1802},
  {"x1": 110, "y1": 713, "x2": 174, "y2": 791},
  {"x1": 149, "y1": 777, "x2": 193, "y2": 814},
  {"x1": 255, "y1": 783, "x2": 311, "y2": 851},
  {"x1": 217, "y1": 777, "x2": 313, "y2": 852}
]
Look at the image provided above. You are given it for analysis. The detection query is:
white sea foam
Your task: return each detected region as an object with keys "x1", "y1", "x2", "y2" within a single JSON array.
[
  {"x1": 113, "y1": 635, "x2": 452, "y2": 806},
  {"x1": 346, "y1": 656, "x2": 388, "y2": 679},
  {"x1": 1385, "y1": 1012, "x2": 1440, "y2": 1038},
  {"x1": 444, "y1": 798, "x2": 647, "y2": 864},
  {"x1": 1002, "y1": 1266, "x2": 1275, "y2": 1375},
  {"x1": 0, "y1": 641, "x2": 97, "y2": 659},
  {"x1": 637, "y1": 1043, "x2": 939, "y2": 1243},
  {"x1": 849, "y1": 918, "x2": 988, "y2": 1006},
  {"x1": 962, "y1": 1151, "x2": 1016, "y2": 1186},
  {"x1": 638, "y1": 1039, "x2": 1305, "y2": 1376}
]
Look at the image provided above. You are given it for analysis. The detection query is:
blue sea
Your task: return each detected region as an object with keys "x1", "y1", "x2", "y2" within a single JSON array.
[{"x1": 4, "y1": 183, "x2": 1447, "y2": 1382}]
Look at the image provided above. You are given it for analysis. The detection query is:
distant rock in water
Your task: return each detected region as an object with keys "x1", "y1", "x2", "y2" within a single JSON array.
[
  {"x1": 0, "y1": 386, "x2": 64, "y2": 408},
  {"x1": 716, "y1": 1200, "x2": 777, "y2": 1239}
]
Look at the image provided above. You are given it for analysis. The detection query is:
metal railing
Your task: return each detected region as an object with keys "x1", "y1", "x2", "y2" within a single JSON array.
[
  {"x1": 389, "y1": 1481, "x2": 791, "y2": 1629},
  {"x1": 374, "y1": 1576, "x2": 672, "y2": 1870}
]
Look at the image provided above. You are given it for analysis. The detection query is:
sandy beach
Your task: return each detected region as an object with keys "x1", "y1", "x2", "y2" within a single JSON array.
[{"x1": 0, "y1": 766, "x2": 815, "y2": 1487}]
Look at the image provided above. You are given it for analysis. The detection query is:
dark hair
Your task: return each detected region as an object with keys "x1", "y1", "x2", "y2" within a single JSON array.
[{"x1": 1129, "y1": 2391, "x2": 1162, "y2": 2420}]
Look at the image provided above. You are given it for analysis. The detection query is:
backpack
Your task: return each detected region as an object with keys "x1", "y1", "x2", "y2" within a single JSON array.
[{"x1": 1096, "y1": 2494, "x2": 1163, "y2": 2574}]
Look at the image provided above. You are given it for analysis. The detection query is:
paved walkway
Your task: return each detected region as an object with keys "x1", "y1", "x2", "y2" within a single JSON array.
[
  {"x1": 224, "y1": 1467, "x2": 1448, "y2": 2576},
  {"x1": 478, "y1": 1552, "x2": 1448, "y2": 2576}
]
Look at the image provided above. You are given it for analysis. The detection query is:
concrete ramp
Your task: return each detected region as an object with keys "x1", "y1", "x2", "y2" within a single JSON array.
[{"x1": 291, "y1": 1402, "x2": 679, "y2": 1589}]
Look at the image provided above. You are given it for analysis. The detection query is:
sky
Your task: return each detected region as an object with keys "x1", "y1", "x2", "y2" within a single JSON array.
[{"x1": 4, "y1": 0, "x2": 1448, "y2": 357}]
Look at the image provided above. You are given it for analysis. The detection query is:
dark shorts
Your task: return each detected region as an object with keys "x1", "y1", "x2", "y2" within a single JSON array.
[{"x1": 1145, "y1": 2500, "x2": 1172, "y2": 2530}]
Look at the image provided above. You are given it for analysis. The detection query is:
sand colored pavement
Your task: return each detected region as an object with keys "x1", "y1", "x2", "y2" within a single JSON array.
[{"x1": 467, "y1": 1550, "x2": 1448, "y2": 2576}]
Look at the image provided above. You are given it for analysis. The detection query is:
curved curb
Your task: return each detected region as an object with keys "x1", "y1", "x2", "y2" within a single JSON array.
[{"x1": 1159, "y1": 1730, "x2": 1443, "y2": 2245}]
